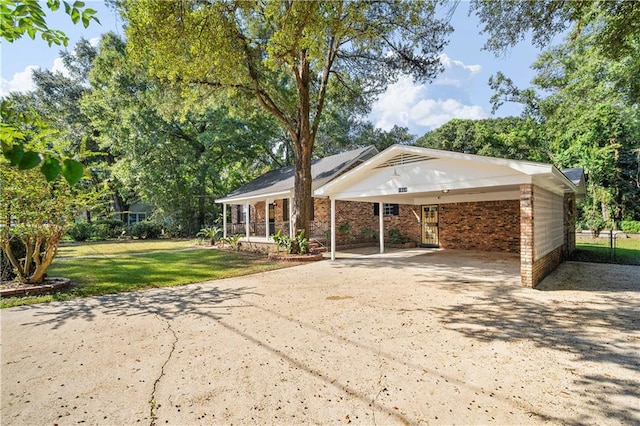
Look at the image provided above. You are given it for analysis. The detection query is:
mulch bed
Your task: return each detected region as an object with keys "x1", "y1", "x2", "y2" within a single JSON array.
[{"x1": 0, "y1": 278, "x2": 71, "y2": 297}]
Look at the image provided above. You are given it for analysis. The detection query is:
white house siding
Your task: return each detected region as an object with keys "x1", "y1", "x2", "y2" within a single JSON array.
[{"x1": 533, "y1": 187, "x2": 565, "y2": 261}]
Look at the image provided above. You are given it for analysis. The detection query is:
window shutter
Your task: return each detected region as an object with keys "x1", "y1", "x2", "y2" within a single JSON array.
[
  {"x1": 282, "y1": 199, "x2": 289, "y2": 221},
  {"x1": 392, "y1": 204, "x2": 400, "y2": 216},
  {"x1": 373, "y1": 203, "x2": 379, "y2": 216}
]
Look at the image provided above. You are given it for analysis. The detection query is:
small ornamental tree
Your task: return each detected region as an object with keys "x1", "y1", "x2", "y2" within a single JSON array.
[{"x1": 0, "y1": 165, "x2": 84, "y2": 284}]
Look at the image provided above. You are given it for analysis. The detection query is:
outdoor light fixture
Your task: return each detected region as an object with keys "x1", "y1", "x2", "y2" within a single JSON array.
[
  {"x1": 391, "y1": 167, "x2": 400, "y2": 178},
  {"x1": 442, "y1": 189, "x2": 450, "y2": 193}
]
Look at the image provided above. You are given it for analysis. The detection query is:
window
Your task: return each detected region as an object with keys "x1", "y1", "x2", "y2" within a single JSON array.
[
  {"x1": 373, "y1": 203, "x2": 399, "y2": 217},
  {"x1": 128, "y1": 212, "x2": 146, "y2": 226},
  {"x1": 235, "y1": 205, "x2": 247, "y2": 224},
  {"x1": 282, "y1": 198, "x2": 289, "y2": 221}
]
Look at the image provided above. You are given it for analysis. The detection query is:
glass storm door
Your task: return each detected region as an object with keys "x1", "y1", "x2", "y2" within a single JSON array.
[{"x1": 421, "y1": 205, "x2": 439, "y2": 247}]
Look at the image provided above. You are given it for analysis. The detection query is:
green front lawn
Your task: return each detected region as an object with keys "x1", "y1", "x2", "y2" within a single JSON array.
[
  {"x1": 57, "y1": 239, "x2": 197, "y2": 257},
  {"x1": 1, "y1": 247, "x2": 291, "y2": 308},
  {"x1": 574, "y1": 236, "x2": 640, "y2": 264}
]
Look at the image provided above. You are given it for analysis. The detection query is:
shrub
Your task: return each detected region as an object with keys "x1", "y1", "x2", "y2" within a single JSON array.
[
  {"x1": 129, "y1": 221, "x2": 162, "y2": 239},
  {"x1": 272, "y1": 229, "x2": 292, "y2": 253},
  {"x1": 197, "y1": 226, "x2": 222, "y2": 245},
  {"x1": 220, "y1": 234, "x2": 242, "y2": 251},
  {"x1": 620, "y1": 220, "x2": 640, "y2": 234},
  {"x1": 93, "y1": 219, "x2": 125, "y2": 240},
  {"x1": 67, "y1": 222, "x2": 95, "y2": 242}
]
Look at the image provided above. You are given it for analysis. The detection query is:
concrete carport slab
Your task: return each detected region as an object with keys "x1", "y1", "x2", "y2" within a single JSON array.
[{"x1": 2, "y1": 251, "x2": 638, "y2": 425}]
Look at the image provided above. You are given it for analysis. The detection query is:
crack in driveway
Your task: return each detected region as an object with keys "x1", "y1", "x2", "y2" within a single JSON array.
[{"x1": 148, "y1": 314, "x2": 178, "y2": 426}]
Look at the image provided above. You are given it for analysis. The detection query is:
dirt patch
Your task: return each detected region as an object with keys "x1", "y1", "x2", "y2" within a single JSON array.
[{"x1": 325, "y1": 295, "x2": 353, "y2": 300}]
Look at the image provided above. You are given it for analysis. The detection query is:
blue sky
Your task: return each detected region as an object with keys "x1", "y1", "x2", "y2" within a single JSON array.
[{"x1": 1, "y1": 1, "x2": 546, "y2": 137}]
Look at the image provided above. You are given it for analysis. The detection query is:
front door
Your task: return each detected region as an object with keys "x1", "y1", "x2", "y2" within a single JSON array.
[
  {"x1": 268, "y1": 203, "x2": 275, "y2": 235},
  {"x1": 421, "y1": 205, "x2": 439, "y2": 247}
]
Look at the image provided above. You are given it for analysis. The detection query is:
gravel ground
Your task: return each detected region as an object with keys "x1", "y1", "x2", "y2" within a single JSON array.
[{"x1": 1, "y1": 248, "x2": 639, "y2": 425}]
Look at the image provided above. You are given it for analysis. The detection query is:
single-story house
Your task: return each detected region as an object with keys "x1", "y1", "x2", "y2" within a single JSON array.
[
  {"x1": 217, "y1": 144, "x2": 585, "y2": 288},
  {"x1": 215, "y1": 145, "x2": 379, "y2": 240}
]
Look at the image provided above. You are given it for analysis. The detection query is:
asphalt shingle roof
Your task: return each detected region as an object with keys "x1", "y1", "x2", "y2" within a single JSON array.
[{"x1": 221, "y1": 145, "x2": 378, "y2": 201}]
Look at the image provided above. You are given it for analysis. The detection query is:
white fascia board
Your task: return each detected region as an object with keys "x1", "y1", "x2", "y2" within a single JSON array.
[{"x1": 215, "y1": 190, "x2": 291, "y2": 204}]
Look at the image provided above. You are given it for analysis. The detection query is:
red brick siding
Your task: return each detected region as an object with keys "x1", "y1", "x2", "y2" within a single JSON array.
[
  {"x1": 520, "y1": 184, "x2": 535, "y2": 287},
  {"x1": 439, "y1": 200, "x2": 521, "y2": 253}
]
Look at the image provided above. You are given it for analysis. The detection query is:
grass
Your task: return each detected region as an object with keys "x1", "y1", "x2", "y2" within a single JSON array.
[
  {"x1": 574, "y1": 236, "x2": 640, "y2": 265},
  {"x1": 57, "y1": 239, "x2": 197, "y2": 257},
  {"x1": 1, "y1": 244, "x2": 293, "y2": 308}
]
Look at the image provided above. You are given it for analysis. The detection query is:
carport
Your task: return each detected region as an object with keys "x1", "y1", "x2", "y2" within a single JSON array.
[{"x1": 314, "y1": 145, "x2": 585, "y2": 287}]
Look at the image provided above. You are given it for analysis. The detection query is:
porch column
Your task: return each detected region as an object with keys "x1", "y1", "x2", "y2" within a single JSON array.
[
  {"x1": 265, "y1": 201, "x2": 269, "y2": 239},
  {"x1": 378, "y1": 202, "x2": 385, "y2": 254},
  {"x1": 289, "y1": 196, "x2": 294, "y2": 237},
  {"x1": 222, "y1": 203, "x2": 227, "y2": 238},
  {"x1": 331, "y1": 198, "x2": 336, "y2": 260},
  {"x1": 245, "y1": 201, "x2": 250, "y2": 240}
]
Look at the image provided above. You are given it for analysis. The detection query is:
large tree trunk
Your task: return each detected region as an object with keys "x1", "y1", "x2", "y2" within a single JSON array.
[
  {"x1": 292, "y1": 138, "x2": 313, "y2": 238},
  {"x1": 292, "y1": 53, "x2": 314, "y2": 239}
]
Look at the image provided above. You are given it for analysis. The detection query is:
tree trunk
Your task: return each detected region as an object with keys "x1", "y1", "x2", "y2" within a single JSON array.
[{"x1": 293, "y1": 138, "x2": 313, "y2": 238}]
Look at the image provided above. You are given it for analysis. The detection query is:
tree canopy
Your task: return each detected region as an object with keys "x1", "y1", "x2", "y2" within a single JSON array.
[{"x1": 122, "y1": 0, "x2": 453, "y2": 235}]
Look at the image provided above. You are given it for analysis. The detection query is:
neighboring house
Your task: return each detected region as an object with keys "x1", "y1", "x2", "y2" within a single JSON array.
[
  {"x1": 112, "y1": 202, "x2": 154, "y2": 226},
  {"x1": 217, "y1": 144, "x2": 585, "y2": 288},
  {"x1": 215, "y1": 145, "x2": 379, "y2": 240}
]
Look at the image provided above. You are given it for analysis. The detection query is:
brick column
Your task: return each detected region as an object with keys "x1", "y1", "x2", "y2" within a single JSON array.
[{"x1": 520, "y1": 184, "x2": 534, "y2": 287}]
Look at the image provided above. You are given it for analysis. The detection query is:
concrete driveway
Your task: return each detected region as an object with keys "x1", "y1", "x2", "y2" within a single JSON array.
[{"x1": 2, "y1": 249, "x2": 639, "y2": 425}]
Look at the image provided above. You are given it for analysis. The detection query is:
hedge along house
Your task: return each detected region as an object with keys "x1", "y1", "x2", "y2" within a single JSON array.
[
  {"x1": 215, "y1": 145, "x2": 379, "y2": 243},
  {"x1": 314, "y1": 145, "x2": 586, "y2": 288}
]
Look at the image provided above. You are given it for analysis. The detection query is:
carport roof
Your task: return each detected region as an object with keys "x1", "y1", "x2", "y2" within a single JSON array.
[{"x1": 314, "y1": 145, "x2": 585, "y2": 204}]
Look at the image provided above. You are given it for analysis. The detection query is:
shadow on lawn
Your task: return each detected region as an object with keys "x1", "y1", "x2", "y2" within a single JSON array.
[
  {"x1": 17, "y1": 284, "x2": 261, "y2": 329},
  {"x1": 427, "y1": 283, "x2": 640, "y2": 424}
]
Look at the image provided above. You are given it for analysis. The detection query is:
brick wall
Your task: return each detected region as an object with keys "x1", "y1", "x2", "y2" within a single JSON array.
[
  {"x1": 520, "y1": 184, "x2": 534, "y2": 287},
  {"x1": 439, "y1": 200, "x2": 521, "y2": 253}
]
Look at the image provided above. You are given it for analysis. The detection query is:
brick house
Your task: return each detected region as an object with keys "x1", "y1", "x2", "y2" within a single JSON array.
[
  {"x1": 217, "y1": 145, "x2": 585, "y2": 288},
  {"x1": 215, "y1": 145, "x2": 380, "y2": 241}
]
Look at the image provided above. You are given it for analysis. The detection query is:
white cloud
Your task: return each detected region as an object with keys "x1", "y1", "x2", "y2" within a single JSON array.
[
  {"x1": 51, "y1": 57, "x2": 71, "y2": 77},
  {"x1": 370, "y1": 70, "x2": 488, "y2": 134},
  {"x1": 0, "y1": 65, "x2": 39, "y2": 98},
  {"x1": 410, "y1": 98, "x2": 486, "y2": 129},
  {"x1": 438, "y1": 53, "x2": 482, "y2": 76}
]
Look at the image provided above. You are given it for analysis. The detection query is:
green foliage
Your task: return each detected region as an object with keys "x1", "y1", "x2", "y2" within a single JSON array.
[
  {"x1": 129, "y1": 221, "x2": 162, "y2": 240},
  {"x1": 620, "y1": 221, "x2": 640, "y2": 234},
  {"x1": 388, "y1": 228, "x2": 401, "y2": 244},
  {"x1": 271, "y1": 229, "x2": 292, "y2": 253},
  {"x1": 1, "y1": 0, "x2": 99, "y2": 47},
  {"x1": 220, "y1": 234, "x2": 242, "y2": 251},
  {"x1": 361, "y1": 228, "x2": 378, "y2": 242},
  {"x1": 123, "y1": 0, "x2": 453, "y2": 236},
  {"x1": 293, "y1": 229, "x2": 309, "y2": 255},
  {"x1": 93, "y1": 219, "x2": 125, "y2": 240},
  {"x1": 67, "y1": 222, "x2": 94, "y2": 242},
  {"x1": 271, "y1": 229, "x2": 309, "y2": 254},
  {"x1": 471, "y1": 0, "x2": 640, "y2": 58},
  {"x1": 0, "y1": 164, "x2": 92, "y2": 284},
  {"x1": 338, "y1": 222, "x2": 351, "y2": 235},
  {"x1": 416, "y1": 117, "x2": 548, "y2": 162},
  {"x1": 197, "y1": 226, "x2": 222, "y2": 245}
]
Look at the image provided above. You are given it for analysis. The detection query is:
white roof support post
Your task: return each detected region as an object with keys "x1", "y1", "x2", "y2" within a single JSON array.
[
  {"x1": 265, "y1": 201, "x2": 269, "y2": 239},
  {"x1": 245, "y1": 202, "x2": 250, "y2": 240},
  {"x1": 289, "y1": 196, "x2": 293, "y2": 237},
  {"x1": 331, "y1": 198, "x2": 336, "y2": 260},
  {"x1": 223, "y1": 203, "x2": 227, "y2": 238},
  {"x1": 379, "y1": 202, "x2": 384, "y2": 254}
]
